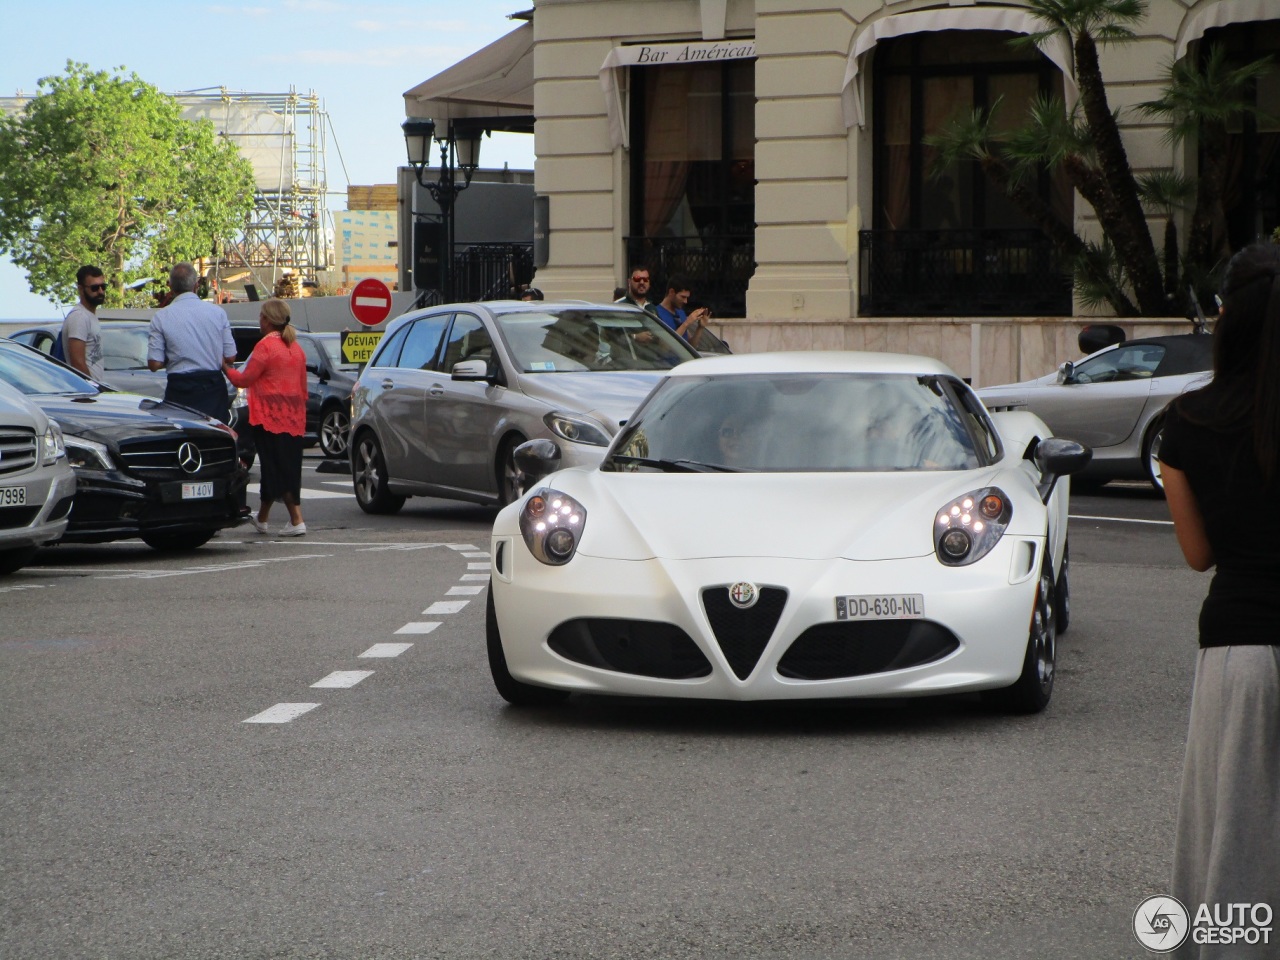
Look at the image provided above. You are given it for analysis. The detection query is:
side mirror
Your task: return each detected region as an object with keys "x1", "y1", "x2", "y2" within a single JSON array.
[
  {"x1": 1033, "y1": 437, "x2": 1092, "y2": 502},
  {"x1": 451, "y1": 359, "x2": 491, "y2": 382},
  {"x1": 1056, "y1": 360, "x2": 1074, "y2": 384},
  {"x1": 513, "y1": 438, "x2": 561, "y2": 485}
]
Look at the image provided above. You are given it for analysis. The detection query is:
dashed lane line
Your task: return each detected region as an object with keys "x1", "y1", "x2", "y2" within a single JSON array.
[
  {"x1": 1070, "y1": 513, "x2": 1173, "y2": 526},
  {"x1": 395, "y1": 621, "x2": 442, "y2": 635},
  {"x1": 243, "y1": 703, "x2": 319, "y2": 724},
  {"x1": 97, "y1": 554, "x2": 329, "y2": 579},
  {"x1": 423, "y1": 600, "x2": 469, "y2": 614},
  {"x1": 360, "y1": 643, "x2": 414, "y2": 658},
  {"x1": 311, "y1": 670, "x2": 375, "y2": 688},
  {"x1": 467, "y1": 562, "x2": 489, "y2": 570},
  {"x1": 460, "y1": 574, "x2": 488, "y2": 581},
  {"x1": 446, "y1": 585, "x2": 485, "y2": 596}
]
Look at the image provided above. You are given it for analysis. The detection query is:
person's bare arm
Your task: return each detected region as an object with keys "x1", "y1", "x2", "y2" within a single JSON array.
[
  {"x1": 67, "y1": 338, "x2": 90, "y2": 376},
  {"x1": 147, "y1": 359, "x2": 165, "y2": 372},
  {"x1": 1161, "y1": 464, "x2": 1214, "y2": 572}
]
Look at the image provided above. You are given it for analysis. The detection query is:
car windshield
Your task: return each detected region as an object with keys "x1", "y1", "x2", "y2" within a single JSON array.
[
  {"x1": 603, "y1": 373, "x2": 983, "y2": 473},
  {"x1": 0, "y1": 342, "x2": 100, "y2": 396},
  {"x1": 318, "y1": 336, "x2": 360, "y2": 372},
  {"x1": 496, "y1": 308, "x2": 695, "y2": 372},
  {"x1": 101, "y1": 326, "x2": 151, "y2": 371}
]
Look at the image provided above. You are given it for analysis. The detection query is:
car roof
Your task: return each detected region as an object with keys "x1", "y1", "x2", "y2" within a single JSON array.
[{"x1": 666, "y1": 351, "x2": 961, "y2": 378}]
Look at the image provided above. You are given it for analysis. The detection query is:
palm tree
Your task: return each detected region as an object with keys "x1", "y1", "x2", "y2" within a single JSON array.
[
  {"x1": 1136, "y1": 169, "x2": 1196, "y2": 303},
  {"x1": 1022, "y1": 0, "x2": 1168, "y2": 314},
  {"x1": 1139, "y1": 44, "x2": 1272, "y2": 289}
]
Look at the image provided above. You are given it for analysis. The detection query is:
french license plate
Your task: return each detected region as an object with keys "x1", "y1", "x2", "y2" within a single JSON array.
[
  {"x1": 0, "y1": 485, "x2": 27, "y2": 507},
  {"x1": 181, "y1": 482, "x2": 214, "y2": 500},
  {"x1": 836, "y1": 594, "x2": 925, "y2": 620}
]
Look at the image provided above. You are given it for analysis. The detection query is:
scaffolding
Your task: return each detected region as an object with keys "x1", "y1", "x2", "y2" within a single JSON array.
[{"x1": 176, "y1": 86, "x2": 334, "y2": 292}]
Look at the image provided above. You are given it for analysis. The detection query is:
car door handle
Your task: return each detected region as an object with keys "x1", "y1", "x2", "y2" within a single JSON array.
[
  {"x1": 428, "y1": 384, "x2": 444, "y2": 397},
  {"x1": 380, "y1": 378, "x2": 394, "y2": 389}
]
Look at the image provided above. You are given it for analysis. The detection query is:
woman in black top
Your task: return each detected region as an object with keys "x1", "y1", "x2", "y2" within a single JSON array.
[{"x1": 1159, "y1": 242, "x2": 1280, "y2": 957}]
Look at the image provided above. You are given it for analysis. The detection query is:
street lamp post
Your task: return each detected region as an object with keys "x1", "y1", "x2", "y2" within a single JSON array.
[{"x1": 402, "y1": 119, "x2": 482, "y2": 303}]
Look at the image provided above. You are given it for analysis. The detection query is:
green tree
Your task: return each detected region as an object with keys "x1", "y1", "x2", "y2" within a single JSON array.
[{"x1": 0, "y1": 61, "x2": 254, "y2": 307}]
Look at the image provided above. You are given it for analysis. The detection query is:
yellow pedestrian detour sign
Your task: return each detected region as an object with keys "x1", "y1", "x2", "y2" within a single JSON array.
[{"x1": 340, "y1": 330, "x2": 383, "y2": 365}]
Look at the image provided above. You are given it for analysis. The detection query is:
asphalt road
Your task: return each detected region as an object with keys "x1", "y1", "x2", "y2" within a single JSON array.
[{"x1": 0, "y1": 465, "x2": 1204, "y2": 960}]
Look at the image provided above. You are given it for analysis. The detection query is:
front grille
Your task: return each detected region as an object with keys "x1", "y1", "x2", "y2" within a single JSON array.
[
  {"x1": 701, "y1": 586, "x2": 788, "y2": 680},
  {"x1": 0, "y1": 506, "x2": 40, "y2": 529},
  {"x1": 777, "y1": 620, "x2": 960, "y2": 681},
  {"x1": 116, "y1": 435, "x2": 238, "y2": 479},
  {"x1": 0, "y1": 426, "x2": 38, "y2": 477},
  {"x1": 548, "y1": 619, "x2": 711, "y2": 679}
]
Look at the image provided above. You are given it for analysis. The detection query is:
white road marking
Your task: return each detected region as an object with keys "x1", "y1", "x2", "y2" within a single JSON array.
[
  {"x1": 359, "y1": 643, "x2": 414, "y2": 658},
  {"x1": 311, "y1": 670, "x2": 374, "y2": 688},
  {"x1": 98, "y1": 554, "x2": 328, "y2": 580},
  {"x1": 243, "y1": 703, "x2": 319, "y2": 723},
  {"x1": 395, "y1": 621, "x2": 441, "y2": 634},
  {"x1": 423, "y1": 600, "x2": 468, "y2": 614},
  {"x1": 1070, "y1": 513, "x2": 1174, "y2": 526},
  {"x1": 0, "y1": 583, "x2": 50, "y2": 593},
  {"x1": 356, "y1": 544, "x2": 442, "y2": 552},
  {"x1": 467, "y1": 562, "x2": 489, "y2": 570},
  {"x1": 321, "y1": 480, "x2": 354, "y2": 488},
  {"x1": 460, "y1": 574, "x2": 489, "y2": 581},
  {"x1": 248, "y1": 482, "x2": 350, "y2": 500},
  {"x1": 446, "y1": 585, "x2": 484, "y2": 596},
  {"x1": 448, "y1": 543, "x2": 480, "y2": 551},
  {"x1": 460, "y1": 552, "x2": 490, "y2": 559}
]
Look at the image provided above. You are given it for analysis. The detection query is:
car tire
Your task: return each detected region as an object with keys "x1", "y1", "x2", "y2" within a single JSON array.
[
  {"x1": 1054, "y1": 541, "x2": 1070, "y2": 635},
  {"x1": 1143, "y1": 417, "x2": 1166, "y2": 494},
  {"x1": 486, "y1": 589, "x2": 569, "y2": 706},
  {"x1": 352, "y1": 432, "x2": 405, "y2": 515},
  {"x1": 496, "y1": 435, "x2": 527, "y2": 507},
  {"x1": 983, "y1": 561, "x2": 1056, "y2": 714},
  {"x1": 318, "y1": 406, "x2": 350, "y2": 459},
  {"x1": 0, "y1": 545, "x2": 38, "y2": 575},
  {"x1": 141, "y1": 530, "x2": 215, "y2": 552}
]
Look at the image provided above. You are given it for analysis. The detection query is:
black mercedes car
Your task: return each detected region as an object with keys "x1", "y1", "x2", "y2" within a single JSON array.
[{"x1": 0, "y1": 339, "x2": 249, "y2": 551}]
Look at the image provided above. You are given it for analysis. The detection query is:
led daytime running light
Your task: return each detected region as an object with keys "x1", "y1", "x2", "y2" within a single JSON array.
[
  {"x1": 519, "y1": 487, "x2": 588, "y2": 565},
  {"x1": 934, "y1": 486, "x2": 1011, "y2": 566}
]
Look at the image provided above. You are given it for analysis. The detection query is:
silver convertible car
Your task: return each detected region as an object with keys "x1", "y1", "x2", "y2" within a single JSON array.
[
  {"x1": 977, "y1": 332, "x2": 1212, "y2": 491},
  {"x1": 349, "y1": 301, "x2": 699, "y2": 511}
]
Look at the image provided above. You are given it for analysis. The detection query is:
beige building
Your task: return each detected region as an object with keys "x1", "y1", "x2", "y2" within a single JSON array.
[{"x1": 410, "y1": 0, "x2": 1278, "y2": 384}]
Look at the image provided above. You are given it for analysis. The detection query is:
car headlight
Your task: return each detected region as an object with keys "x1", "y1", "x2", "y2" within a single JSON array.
[
  {"x1": 64, "y1": 435, "x2": 114, "y2": 471},
  {"x1": 543, "y1": 412, "x2": 611, "y2": 447},
  {"x1": 519, "y1": 488, "x2": 587, "y2": 565},
  {"x1": 934, "y1": 487, "x2": 1011, "y2": 566},
  {"x1": 41, "y1": 422, "x2": 66, "y2": 465}
]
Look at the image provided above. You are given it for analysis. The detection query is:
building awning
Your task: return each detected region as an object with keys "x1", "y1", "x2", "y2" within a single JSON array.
[
  {"x1": 599, "y1": 39, "x2": 757, "y2": 149},
  {"x1": 1176, "y1": 0, "x2": 1277, "y2": 60},
  {"x1": 841, "y1": 7, "x2": 1078, "y2": 129},
  {"x1": 403, "y1": 22, "x2": 534, "y2": 132}
]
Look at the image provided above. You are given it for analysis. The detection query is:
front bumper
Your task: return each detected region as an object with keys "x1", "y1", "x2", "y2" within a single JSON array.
[
  {"x1": 489, "y1": 535, "x2": 1045, "y2": 701},
  {"x1": 0, "y1": 467, "x2": 77, "y2": 550},
  {"x1": 60, "y1": 466, "x2": 250, "y2": 544}
]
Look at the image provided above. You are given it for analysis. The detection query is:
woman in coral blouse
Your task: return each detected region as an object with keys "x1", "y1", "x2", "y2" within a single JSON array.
[{"x1": 224, "y1": 298, "x2": 308, "y2": 536}]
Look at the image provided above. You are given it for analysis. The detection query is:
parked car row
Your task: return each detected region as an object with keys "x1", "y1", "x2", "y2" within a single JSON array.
[{"x1": 0, "y1": 338, "x2": 250, "y2": 574}]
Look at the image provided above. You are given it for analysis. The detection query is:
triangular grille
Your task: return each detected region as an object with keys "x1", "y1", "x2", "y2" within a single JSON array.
[{"x1": 701, "y1": 586, "x2": 788, "y2": 680}]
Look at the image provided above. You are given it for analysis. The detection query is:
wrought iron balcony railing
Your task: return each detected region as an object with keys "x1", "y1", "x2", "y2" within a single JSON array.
[{"x1": 858, "y1": 229, "x2": 1072, "y2": 317}]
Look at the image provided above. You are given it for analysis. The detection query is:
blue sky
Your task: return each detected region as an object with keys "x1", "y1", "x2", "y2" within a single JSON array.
[{"x1": 0, "y1": 0, "x2": 537, "y2": 318}]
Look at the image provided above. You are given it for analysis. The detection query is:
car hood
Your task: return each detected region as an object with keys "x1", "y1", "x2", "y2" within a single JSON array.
[
  {"x1": 515, "y1": 371, "x2": 664, "y2": 432},
  {"x1": 532, "y1": 466, "x2": 1043, "y2": 562},
  {"x1": 29, "y1": 391, "x2": 234, "y2": 445}
]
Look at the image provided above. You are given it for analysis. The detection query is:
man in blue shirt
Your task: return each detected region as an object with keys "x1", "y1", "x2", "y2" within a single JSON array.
[
  {"x1": 147, "y1": 262, "x2": 237, "y2": 422},
  {"x1": 654, "y1": 274, "x2": 711, "y2": 348}
]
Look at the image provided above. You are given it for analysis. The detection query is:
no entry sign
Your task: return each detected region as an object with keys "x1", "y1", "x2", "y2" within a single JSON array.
[{"x1": 349, "y1": 278, "x2": 393, "y2": 326}]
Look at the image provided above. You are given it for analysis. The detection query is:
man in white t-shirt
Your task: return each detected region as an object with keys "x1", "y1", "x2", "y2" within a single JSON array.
[{"x1": 61, "y1": 265, "x2": 107, "y2": 381}]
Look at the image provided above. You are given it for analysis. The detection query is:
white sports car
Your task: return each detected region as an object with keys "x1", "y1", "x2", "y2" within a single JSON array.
[{"x1": 487, "y1": 352, "x2": 1090, "y2": 713}]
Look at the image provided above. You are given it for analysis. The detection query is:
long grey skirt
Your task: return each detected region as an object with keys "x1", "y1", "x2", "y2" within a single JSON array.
[{"x1": 1171, "y1": 645, "x2": 1280, "y2": 959}]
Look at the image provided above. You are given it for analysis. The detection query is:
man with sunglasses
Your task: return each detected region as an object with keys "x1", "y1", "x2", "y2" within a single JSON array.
[
  {"x1": 615, "y1": 265, "x2": 660, "y2": 319},
  {"x1": 60, "y1": 265, "x2": 107, "y2": 381}
]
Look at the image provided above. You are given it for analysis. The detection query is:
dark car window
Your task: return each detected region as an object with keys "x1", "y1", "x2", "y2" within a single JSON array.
[
  {"x1": 606, "y1": 373, "x2": 981, "y2": 473},
  {"x1": 0, "y1": 342, "x2": 98, "y2": 396},
  {"x1": 396, "y1": 314, "x2": 450, "y2": 370},
  {"x1": 368, "y1": 322, "x2": 411, "y2": 368},
  {"x1": 1154, "y1": 335, "x2": 1214, "y2": 377},
  {"x1": 100, "y1": 326, "x2": 150, "y2": 371},
  {"x1": 10, "y1": 330, "x2": 53, "y2": 353},
  {"x1": 497, "y1": 308, "x2": 695, "y2": 373},
  {"x1": 440, "y1": 313, "x2": 493, "y2": 372},
  {"x1": 1073, "y1": 343, "x2": 1166, "y2": 383},
  {"x1": 298, "y1": 336, "x2": 323, "y2": 371}
]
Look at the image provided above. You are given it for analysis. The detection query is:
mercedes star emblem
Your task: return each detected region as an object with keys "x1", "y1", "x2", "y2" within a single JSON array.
[
  {"x1": 728, "y1": 581, "x2": 758, "y2": 609},
  {"x1": 177, "y1": 441, "x2": 203, "y2": 474}
]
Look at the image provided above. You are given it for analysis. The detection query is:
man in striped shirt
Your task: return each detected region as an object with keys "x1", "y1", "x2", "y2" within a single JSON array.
[{"x1": 147, "y1": 263, "x2": 237, "y2": 422}]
